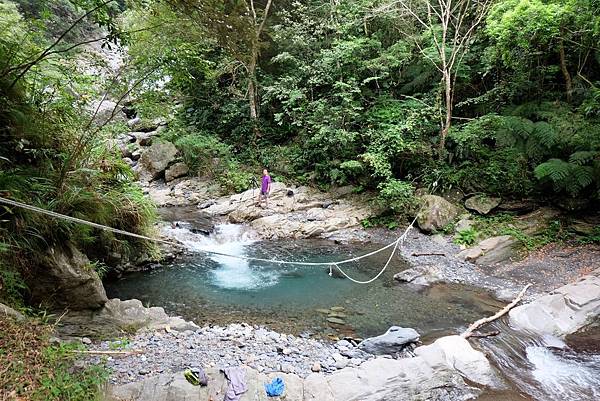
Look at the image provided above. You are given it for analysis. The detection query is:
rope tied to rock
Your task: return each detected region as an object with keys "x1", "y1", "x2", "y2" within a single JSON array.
[{"x1": 0, "y1": 195, "x2": 421, "y2": 284}]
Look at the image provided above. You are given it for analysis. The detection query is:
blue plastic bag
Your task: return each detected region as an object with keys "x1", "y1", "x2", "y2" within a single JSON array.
[{"x1": 265, "y1": 377, "x2": 285, "y2": 397}]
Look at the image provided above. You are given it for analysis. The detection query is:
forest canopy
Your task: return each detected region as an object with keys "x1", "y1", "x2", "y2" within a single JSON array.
[{"x1": 120, "y1": 0, "x2": 600, "y2": 208}]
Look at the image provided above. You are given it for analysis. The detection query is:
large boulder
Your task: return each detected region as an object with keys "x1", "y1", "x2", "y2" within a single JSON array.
[
  {"x1": 25, "y1": 242, "x2": 108, "y2": 310},
  {"x1": 509, "y1": 273, "x2": 600, "y2": 337},
  {"x1": 88, "y1": 99, "x2": 126, "y2": 126},
  {"x1": 57, "y1": 298, "x2": 199, "y2": 338},
  {"x1": 416, "y1": 195, "x2": 459, "y2": 233},
  {"x1": 358, "y1": 326, "x2": 420, "y2": 355},
  {"x1": 165, "y1": 162, "x2": 189, "y2": 182},
  {"x1": 464, "y1": 195, "x2": 501, "y2": 215},
  {"x1": 456, "y1": 235, "x2": 518, "y2": 265},
  {"x1": 138, "y1": 141, "x2": 178, "y2": 182},
  {"x1": 415, "y1": 335, "x2": 498, "y2": 387}
]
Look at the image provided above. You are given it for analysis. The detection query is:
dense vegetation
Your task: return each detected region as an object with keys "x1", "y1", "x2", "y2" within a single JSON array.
[
  {"x1": 0, "y1": 315, "x2": 108, "y2": 401},
  {"x1": 121, "y1": 0, "x2": 600, "y2": 211},
  {"x1": 0, "y1": 0, "x2": 156, "y2": 307},
  {"x1": 1, "y1": 0, "x2": 599, "y2": 304}
]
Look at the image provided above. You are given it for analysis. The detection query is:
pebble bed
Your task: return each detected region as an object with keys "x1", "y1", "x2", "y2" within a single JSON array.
[{"x1": 85, "y1": 323, "x2": 412, "y2": 385}]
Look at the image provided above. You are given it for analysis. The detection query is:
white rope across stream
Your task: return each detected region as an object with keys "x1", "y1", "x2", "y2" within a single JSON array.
[{"x1": 0, "y1": 196, "x2": 418, "y2": 284}]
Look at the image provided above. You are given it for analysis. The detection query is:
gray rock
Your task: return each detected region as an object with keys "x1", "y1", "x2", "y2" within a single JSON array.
[
  {"x1": 334, "y1": 358, "x2": 349, "y2": 369},
  {"x1": 0, "y1": 302, "x2": 25, "y2": 321},
  {"x1": 56, "y1": 298, "x2": 197, "y2": 338},
  {"x1": 464, "y1": 195, "x2": 501, "y2": 215},
  {"x1": 416, "y1": 195, "x2": 459, "y2": 233},
  {"x1": 454, "y1": 218, "x2": 474, "y2": 232},
  {"x1": 326, "y1": 317, "x2": 345, "y2": 325},
  {"x1": 25, "y1": 242, "x2": 107, "y2": 310},
  {"x1": 456, "y1": 235, "x2": 518, "y2": 265},
  {"x1": 131, "y1": 149, "x2": 142, "y2": 161},
  {"x1": 359, "y1": 326, "x2": 420, "y2": 355},
  {"x1": 89, "y1": 99, "x2": 126, "y2": 125},
  {"x1": 137, "y1": 142, "x2": 178, "y2": 182},
  {"x1": 510, "y1": 274, "x2": 600, "y2": 337},
  {"x1": 281, "y1": 363, "x2": 295, "y2": 373},
  {"x1": 127, "y1": 117, "x2": 141, "y2": 128},
  {"x1": 165, "y1": 162, "x2": 189, "y2": 182}
]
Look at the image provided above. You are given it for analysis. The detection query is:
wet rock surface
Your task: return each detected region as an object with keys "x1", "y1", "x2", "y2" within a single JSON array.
[
  {"x1": 509, "y1": 269, "x2": 600, "y2": 337},
  {"x1": 358, "y1": 326, "x2": 420, "y2": 355}
]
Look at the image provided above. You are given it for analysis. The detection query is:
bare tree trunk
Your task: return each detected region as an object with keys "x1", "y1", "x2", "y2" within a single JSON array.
[
  {"x1": 440, "y1": 70, "x2": 452, "y2": 156},
  {"x1": 559, "y1": 33, "x2": 573, "y2": 102},
  {"x1": 247, "y1": 46, "x2": 260, "y2": 148}
]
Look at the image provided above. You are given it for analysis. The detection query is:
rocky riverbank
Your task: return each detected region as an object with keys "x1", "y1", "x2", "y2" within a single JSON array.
[{"x1": 91, "y1": 268, "x2": 600, "y2": 401}]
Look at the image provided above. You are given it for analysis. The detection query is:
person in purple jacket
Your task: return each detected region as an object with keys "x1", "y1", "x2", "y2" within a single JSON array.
[{"x1": 257, "y1": 168, "x2": 272, "y2": 207}]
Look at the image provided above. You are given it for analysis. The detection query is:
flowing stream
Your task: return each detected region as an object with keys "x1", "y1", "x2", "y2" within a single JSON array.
[
  {"x1": 105, "y1": 222, "x2": 600, "y2": 400},
  {"x1": 478, "y1": 321, "x2": 600, "y2": 401},
  {"x1": 106, "y1": 223, "x2": 504, "y2": 338}
]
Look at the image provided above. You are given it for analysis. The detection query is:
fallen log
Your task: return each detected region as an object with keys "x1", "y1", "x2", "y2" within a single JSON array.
[
  {"x1": 70, "y1": 349, "x2": 143, "y2": 355},
  {"x1": 461, "y1": 283, "x2": 532, "y2": 339},
  {"x1": 468, "y1": 330, "x2": 500, "y2": 338},
  {"x1": 411, "y1": 252, "x2": 446, "y2": 257}
]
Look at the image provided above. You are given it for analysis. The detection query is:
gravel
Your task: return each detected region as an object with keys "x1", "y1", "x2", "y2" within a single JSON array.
[{"x1": 85, "y1": 323, "x2": 384, "y2": 385}]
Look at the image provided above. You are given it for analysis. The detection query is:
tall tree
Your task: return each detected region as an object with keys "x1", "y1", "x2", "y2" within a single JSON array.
[
  {"x1": 170, "y1": 0, "x2": 273, "y2": 132},
  {"x1": 377, "y1": 0, "x2": 492, "y2": 155}
]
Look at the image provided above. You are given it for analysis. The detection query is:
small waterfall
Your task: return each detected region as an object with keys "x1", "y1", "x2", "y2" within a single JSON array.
[
  {"x1": 163, "y1": 223, "x2": 280, "y2": 290},
  {"x1": 478, "y1": 320, "x2": 600, "y2": 401}
]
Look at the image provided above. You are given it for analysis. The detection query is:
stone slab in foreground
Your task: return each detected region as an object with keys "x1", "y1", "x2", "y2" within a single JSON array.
[
  {"x1": 104, "y1": 335, "x2": 494, "y2": 401},
  {"x1": 509, "y1": 271, "x2": 600, "y2": 336}
]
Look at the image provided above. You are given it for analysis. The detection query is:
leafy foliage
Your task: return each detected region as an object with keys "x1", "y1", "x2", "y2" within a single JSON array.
[
  {"x1": 0, "y1": 316, "x2": 108, "y2": 401},
  {"x1": 0, "y1": 0, "x2": 157, "y2": 304}
]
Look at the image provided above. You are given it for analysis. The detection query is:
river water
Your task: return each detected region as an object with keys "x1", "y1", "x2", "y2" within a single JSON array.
[
  {"x1": 105, "y1": 223, "x2": 600, "y2": 400},
  {"x1": 106, "y1": 223, "x2": 504, "y2": 338}
]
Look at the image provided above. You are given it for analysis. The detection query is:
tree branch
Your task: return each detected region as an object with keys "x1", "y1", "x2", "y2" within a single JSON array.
[
  {"x1": 461, "y1": 283, "x2": 532, "y2": 339},
  {"x1": 6, "y1": 0, "x2": 117, "y2": 89}
]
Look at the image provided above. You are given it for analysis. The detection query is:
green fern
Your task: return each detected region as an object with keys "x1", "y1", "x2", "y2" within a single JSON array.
[{"x1": 535, "y1": 158, "x2": 596, "y2": 196}]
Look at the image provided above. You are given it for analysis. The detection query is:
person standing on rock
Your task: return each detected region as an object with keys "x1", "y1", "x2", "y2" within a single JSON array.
[{"x1": 257, "y1": 168, "x2": 272, "y2": 207}]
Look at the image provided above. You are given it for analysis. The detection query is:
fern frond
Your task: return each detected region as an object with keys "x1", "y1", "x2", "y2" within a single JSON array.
[
  {"x1": 534, "y1": 159, "x2": 571, "y2": 182},
  {"x1": 569, "y1": 151, "x2": 599, "y2": 166}
]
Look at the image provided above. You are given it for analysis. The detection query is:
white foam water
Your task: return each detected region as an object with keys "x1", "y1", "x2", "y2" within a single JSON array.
[
  {"x1": 163, "y1": 224, "x2": 280, "y2": 290},
  {"x1": 526, "y1": 345, "x2": 600, "y2": 400},
  {"x1": 480, "y1": 322, "x2": 600, "y2": 401}
]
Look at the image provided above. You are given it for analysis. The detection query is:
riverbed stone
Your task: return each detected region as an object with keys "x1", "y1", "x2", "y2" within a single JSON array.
[
  {"x1": 509, "y1": 273, "x2": 600, "y2": 337},
  {"x1": 326, "y1": 317, "x2": 345, "y2": 325},
  {"x1": 165, "y1": 162, "x2": 189, "y2": 182},
  {"x1": 464, "y1": 195, "x2": 501, "y2": 215},
  {"x1": 416, "y1": 195, "x2": 459, "y2": 233},
  {"x1": 358, "y1": 326, "x2": 420, "y2": 355},
  {"x1": 138, "y1": 141, "x2": 178, "y2": 182},
  {"x1": 427, "y1": 335, "x2": 498, "y2": 387},
  {"x1": 456, "y1": 235, "x2": 518, "y2": 265}
]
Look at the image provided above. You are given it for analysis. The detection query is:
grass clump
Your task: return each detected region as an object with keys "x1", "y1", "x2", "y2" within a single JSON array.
[{"x1": 0, "y1": 316, "x2": 109, "y2": 401}]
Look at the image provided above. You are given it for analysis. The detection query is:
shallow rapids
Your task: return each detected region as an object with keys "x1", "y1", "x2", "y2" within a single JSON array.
[{"x1": 478, "y1": 320, "x2": 600, "y2": 401}]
